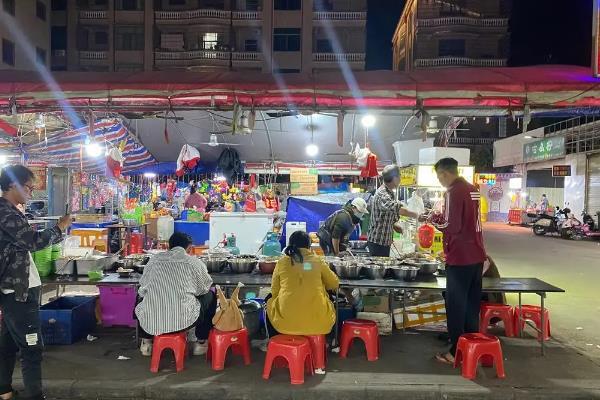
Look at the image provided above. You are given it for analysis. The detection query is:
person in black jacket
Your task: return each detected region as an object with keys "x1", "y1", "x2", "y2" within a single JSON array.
[
  {"x1": 0, "y1": 165, "x2": 71, "y2": 400},
  {"x1": 317, "y1": 198, "x2": 369, "y2": 256}
]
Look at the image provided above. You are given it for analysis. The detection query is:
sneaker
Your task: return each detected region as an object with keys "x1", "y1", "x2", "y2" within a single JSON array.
[
  {"x1": 140, "y1": 339, "x2": 152, "y2": 357},
  {"x1": 314, "y1": 368, "x2": 326, "y2": 375},
  {"x1": 192, "y1": 340, "x2": 208, "y2": 356}
]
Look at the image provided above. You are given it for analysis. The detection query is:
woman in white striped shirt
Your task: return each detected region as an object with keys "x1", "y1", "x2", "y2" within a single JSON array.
[{"x1": 135, "y1": 233, "x2": 215, "y2": 356}]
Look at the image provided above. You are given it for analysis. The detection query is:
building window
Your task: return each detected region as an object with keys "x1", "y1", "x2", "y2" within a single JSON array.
[
  {"x1": 202, "y1": 32, "x2": 218, "y2": 50},
  {"x1": 94, "y1": 31, "x2": 108, "y2": 46},
  {"x1": 246, "y1": 0, "x2": 259, "y2": 11},
  {"x1": 118, "y1": 0, "x2": 143, "y2": 11},
  {"x1": 273, "y1": 28, "x2": 300, "y2": 51},
  {"x1": 438, "y1": 39, "x2": 465, "y2": 57},
  {"x1": 36, "y1": 47, "x2": 46, "y2": 65},
  {"x1": 316, "y1": 39, "x2": 332, "y2": 53},
  {"x1": 273, "y1": 68, "x2": 300, "y2": 73},
  {"x1": 2, "y1": 0, "x2": 15, "y2": 15},
  {"x1": 313, "y1": 0, "x2": 332, "y2": 11},
  {"x1": 169, "y1": 0, "x2": 186, "y2": 5},
  {"x1": 94, "y1": 0, "x2": 108, "y2": 6},
  {"x1": 36, "y1": 0, "x2": 47, "y2": 21},
  {"x1": 274, "y1": 0, "x2": 301, "y2": 10},
  {"x1": 51, "y1": 0, "x2": 67, "y2": 11},
  {"x1": 2, "y1": 39, "x2": 15, "y2": 66},
  {"x1": 51, "y1": 26, "x2": 67, "y2": 50},
  {"x1": 245, "y1": 39, "x2": 258, "y2": 52},
  {"x1": 116, "y1": 26, "x2": 144, "y2": 50}
]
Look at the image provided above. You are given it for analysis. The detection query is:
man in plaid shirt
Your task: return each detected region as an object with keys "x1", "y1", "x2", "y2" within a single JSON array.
[{"x1": 367, "y1": 165, "x2": 419, "y2": 257}]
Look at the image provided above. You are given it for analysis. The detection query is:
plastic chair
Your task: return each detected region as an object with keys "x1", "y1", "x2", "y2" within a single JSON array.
[
  {"x1": 339, "y1": 319, "x2": 379, "y2": 361},
  {"x1": 513, "y1": 305, "x2": 551, "y2": 341},
  {"x1": 206, "y1": 328, "x2": 251, "y2": 371},
  {"x1": 454, "y1": 333, "x2": 506, "y2": 380},
  {"x1": 262, "y1": 335, "x2": 314, "y2": 385},
  {"x1": 150, "y1": 332, "x2": 187, "y2": 373},
  {"x1": 479, "y1": 303, "x2": 515, "y2": 337},
  {"x1": 305, "y1": 335, "x2": 327, "y2": 370}
]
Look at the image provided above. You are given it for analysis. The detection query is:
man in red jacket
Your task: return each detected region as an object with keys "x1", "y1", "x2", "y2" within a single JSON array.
[{"x1": 433, "y1": 158, "x2": 486, "y2": 365}]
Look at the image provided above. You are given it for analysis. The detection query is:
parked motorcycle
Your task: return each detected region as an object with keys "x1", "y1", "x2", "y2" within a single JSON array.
[
  {"x1": 532, "y1": 207, "x2": 571, "y2": 237},
  {"x1": 570, "y1": 211, "x2": 600, "y2": 240}
]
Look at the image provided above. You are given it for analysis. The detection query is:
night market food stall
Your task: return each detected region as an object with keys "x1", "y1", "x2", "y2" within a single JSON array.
[{"x1": 0, "y1": 66, "x2": 583, "y2": 375}]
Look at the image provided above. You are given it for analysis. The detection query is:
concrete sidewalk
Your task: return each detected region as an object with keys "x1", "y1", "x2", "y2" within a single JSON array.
[{"x1": 12, "y1": 326, "x2": 600, "y2": 400}]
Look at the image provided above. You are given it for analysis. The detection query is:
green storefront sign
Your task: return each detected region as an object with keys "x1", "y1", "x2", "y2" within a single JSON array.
[{"x1": 523, "y1": 136, "x2": 565, "y2": 163}]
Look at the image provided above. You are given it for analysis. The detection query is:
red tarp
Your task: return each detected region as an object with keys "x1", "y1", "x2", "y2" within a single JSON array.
[{"x1": 1, "y1": 65, "x2": 599, "y2": 111}]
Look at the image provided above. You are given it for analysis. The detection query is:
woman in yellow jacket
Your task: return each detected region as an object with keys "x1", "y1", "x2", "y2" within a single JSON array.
[{"x1": 266, "y1": 230, "x2": 340, "y2": 336}]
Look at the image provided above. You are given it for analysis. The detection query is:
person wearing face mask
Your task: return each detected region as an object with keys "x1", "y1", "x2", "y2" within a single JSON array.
[
  {"x1": 317, "y1": 198, "x2": 369, "y2": 256},
  {"x1": 0, "y1": 165, "x2": 72, "y2": 400}
]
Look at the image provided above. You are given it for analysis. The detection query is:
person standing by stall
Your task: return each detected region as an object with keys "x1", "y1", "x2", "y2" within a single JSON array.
[
  {"x1": 318, "y1": 198, "x2": 369, "y2": 256},
  {"x1": 184, "y1": 185, "x2": 207, "y2": 211},
  {"x1": 367, "y1": 165, "x2": 418, "y2": 257},
  {"x1": 432, "y1": 158, "x2": 486, "y2": 365},
  {"x1": 0, "y1": 165, "x2": 72, "y2": 400}
]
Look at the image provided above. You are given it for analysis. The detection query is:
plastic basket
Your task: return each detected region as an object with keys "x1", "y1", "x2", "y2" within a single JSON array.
[
  {"x1": 98, "y1": 285, "x2": 137, "y2": 328},
  {"x1": 39, "y1": 296, "x2": 97, "y2": 345}
]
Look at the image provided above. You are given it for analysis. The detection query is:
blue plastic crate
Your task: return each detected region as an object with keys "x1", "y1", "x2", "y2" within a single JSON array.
[{"x1": 39, "y1": 296, "x2": 97, "y2": 345}]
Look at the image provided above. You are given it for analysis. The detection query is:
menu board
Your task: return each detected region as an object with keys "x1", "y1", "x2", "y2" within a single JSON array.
[
  {"x1": 552, "y1": 165, "x2": 571, "y2": 177},
  {"x1": 289, "y1": 168, "x2": 318, "y2": 195}
]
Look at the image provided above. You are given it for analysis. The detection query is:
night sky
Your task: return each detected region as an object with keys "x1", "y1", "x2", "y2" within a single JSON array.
[{"x1": 366, "y1": 0, "x2": 594, "y2": 70}]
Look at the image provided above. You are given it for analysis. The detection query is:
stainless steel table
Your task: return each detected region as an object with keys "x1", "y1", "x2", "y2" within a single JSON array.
[{"x1": 42, "y1": 273, "x2": 564, "y2": 355}]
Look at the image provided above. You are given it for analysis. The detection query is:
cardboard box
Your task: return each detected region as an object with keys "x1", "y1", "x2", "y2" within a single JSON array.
[
  {"x1": 356, "y1": 312, "x2": 393, "y2": 335},
  {"x1": 362, "y1": 295, "x2": 390, "y2": 313}
]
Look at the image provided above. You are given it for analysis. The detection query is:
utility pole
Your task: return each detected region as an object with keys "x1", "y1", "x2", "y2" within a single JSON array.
[{"x1": 593, "y1": 0, "x2": 600, "y2": 77}]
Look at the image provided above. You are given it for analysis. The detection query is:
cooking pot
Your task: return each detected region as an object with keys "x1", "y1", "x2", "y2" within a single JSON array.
[
  {"x1": 334, "y1": 261, "x2": 363, "y2": 279},
  {"x1": 229, "y1": 256, "x2": 258, "y2": 273},
  {"x1": 415, "y1": 261, "x2": 440, "y2": 275},
  {"x1": 364, "y1": 264, "x2": 387, "y2": 280},
  {"x1": 391, "y1": 266, "x2": 419, "y2": 281},
  {"x1": 200, "y1": 256, "x2": 228, "y2": 273},
  {"x1": 258, "y1": 256, "x2": 280, "y2": 274}
]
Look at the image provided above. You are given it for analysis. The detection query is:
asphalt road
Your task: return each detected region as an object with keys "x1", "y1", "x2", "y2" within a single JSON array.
[{"x1": 484, "y1": 222, "x2": 600, "y2": 363}]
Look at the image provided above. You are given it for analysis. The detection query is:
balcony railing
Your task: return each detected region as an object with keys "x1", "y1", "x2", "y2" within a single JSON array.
[
  {"x1": 417, "y1": 17, "x2": 508, "y2": 28},
  {"x1": 80, "y1": 51, "x2": 107, "y2": 60},
  {"x1": 232, "y1": 11, "x2": 262, "y2": 20},
  {"x1": 313, "y1": 11, "x2": 367, "y2": 20},
  {"x1": 414, "y1": 57, "x2": 506, "y2": 68},
  {"x1": 313, "y1": 53, "x2": 365, "y2": 62},
  {"x1": 232, "y1": 52, "x2": 262, "y2": 61},
  {"x1": 79, "y1": 10, "x2": 107, "y2": 19},
  {"x1": 155, "y1": 50, "x2": 230, "y2": 61},
  {"x1": 155, "y1": 9, "x2": 231, "y2": 21}
]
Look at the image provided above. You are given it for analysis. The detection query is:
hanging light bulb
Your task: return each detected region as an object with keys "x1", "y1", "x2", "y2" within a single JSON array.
[
  {"x1": 361, "y1": 115, "x2": 376, "y2": 128},
  {"x1": 85, "y1": 142, "x2": 104, "y2": 158},
  {"x1": 306, "y1": 143, "x2": 319, "y2": 157},
  {"x1": 208, "y1": 134, "x2": 219, "y2": 147}
]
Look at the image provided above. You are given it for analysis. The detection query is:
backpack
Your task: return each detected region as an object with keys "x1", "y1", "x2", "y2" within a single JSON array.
[{"x1": 212, "y1": 283, "x2": 245, "y2": 332}]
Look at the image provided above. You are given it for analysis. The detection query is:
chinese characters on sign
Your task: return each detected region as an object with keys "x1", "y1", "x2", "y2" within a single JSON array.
[
  {"x1": 523, "y1": 137, "x2": 565, "y2": 163},
  {"x1": 552, "y1": 165, "x2": 571, "y2": 177}
]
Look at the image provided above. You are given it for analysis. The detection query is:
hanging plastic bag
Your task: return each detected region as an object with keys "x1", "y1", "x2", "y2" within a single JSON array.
[{"x1": 418, "y1": 224, "x2": 435, "y2": 249}]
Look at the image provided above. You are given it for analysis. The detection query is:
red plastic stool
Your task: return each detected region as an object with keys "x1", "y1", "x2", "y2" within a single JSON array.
[
  {"x1": 339, "y1": 319, "x2": 379, "y2": 361},
  {"x1": 150, "y1": 332, "x2": 187, "y2": 373},
  {"x1": 305, "y1": 335, "x2": 327, "y2": 370},
  {"x1": 479, "y1": 303, "x2": 515, "y2": 337},
  {"x1": 206, "y1": 328, "x2": 251, "y2": 371},
  {"x1": 262, "y1": 335, "x2": 314, "y2": 385},
  {"x1": 513, "y1": 305, "x2": 550, "y2": 341},
  {"x1": 454, "y1": 333, "x2": 506, "y2": 380}
]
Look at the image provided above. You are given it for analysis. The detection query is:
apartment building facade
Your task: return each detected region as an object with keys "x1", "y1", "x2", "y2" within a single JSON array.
[
  {"x1": 50, "y1": 0, "x2": 366, "y2": 73},
  {"x1": 392, "y1": 0, "x2": 511, "y2": 71},
  {"x1": 1, "y1": 0, "x2": 51, "y2": 70}
]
